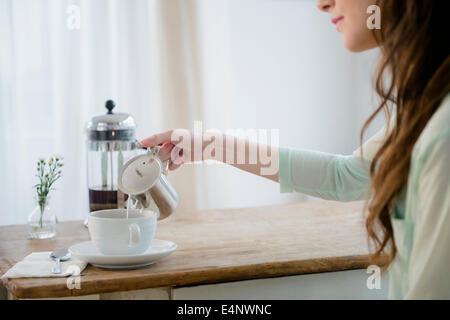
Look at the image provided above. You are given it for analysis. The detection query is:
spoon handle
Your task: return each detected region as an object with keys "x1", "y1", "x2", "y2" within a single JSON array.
[{"x1": 52, "y1": 258, "x2": 61, "y2": 274}]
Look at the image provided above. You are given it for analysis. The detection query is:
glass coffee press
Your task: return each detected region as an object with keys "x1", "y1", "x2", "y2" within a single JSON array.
[{"x1": 85, "y1": 100, "x2": 178, "y2": 226}]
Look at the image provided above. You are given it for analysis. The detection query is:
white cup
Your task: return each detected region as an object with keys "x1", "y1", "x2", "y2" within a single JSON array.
[{"x1": 88, "y1": 209, "x2": 157, "y2": 255}]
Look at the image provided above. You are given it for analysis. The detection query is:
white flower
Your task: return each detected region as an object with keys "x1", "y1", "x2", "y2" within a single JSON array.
[{"x1": 48, "y1": 158, "x2": 54, "y2": 166}]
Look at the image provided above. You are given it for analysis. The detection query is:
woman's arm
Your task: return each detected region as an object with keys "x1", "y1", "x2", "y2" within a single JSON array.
[
  {"x1": 278, "y1": 123, "x2": 390, "y2": 201},
  {"x1": 214, "y1": 135, "x2": 280, "y2": 183},
  {"x1": 140, "y1": 131, "x2": 279, "y2": 182},
  {"x1": 141, "y1": 126, "x2": 387, "y2": 201},
  {"x1": 278, "y1": 147, "x2": 372, "y2": 201}
]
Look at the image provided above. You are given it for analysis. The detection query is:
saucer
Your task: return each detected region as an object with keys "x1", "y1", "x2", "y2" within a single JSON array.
[{"x1": 69, "y1": 239, "x2": 177, "y2": 269}]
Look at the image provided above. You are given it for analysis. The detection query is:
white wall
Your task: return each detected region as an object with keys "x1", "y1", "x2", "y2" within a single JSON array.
[{"x1": 190, "y1": 0, "x2": 383, "y2": 210}]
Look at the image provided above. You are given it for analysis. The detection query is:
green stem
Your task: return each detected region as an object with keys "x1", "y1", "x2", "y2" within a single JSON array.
[{"x1": 38, "y1": 197, "x2": 46, "y2": 228}]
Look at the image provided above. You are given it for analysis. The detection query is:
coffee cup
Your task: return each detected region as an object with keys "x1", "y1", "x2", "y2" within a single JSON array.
[{"x1": 88, "y1": 209, "x2": 157, "y2": 255}]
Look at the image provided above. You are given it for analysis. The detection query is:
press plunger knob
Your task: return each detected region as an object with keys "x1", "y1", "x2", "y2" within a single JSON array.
[{"x1": 105, "y1": 100, "x2": 115, "y2": 114}]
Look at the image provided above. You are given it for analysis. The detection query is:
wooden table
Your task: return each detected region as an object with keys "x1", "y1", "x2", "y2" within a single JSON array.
[{"x1": 0, "y1": 201, "x2": 388, "y2": 299}]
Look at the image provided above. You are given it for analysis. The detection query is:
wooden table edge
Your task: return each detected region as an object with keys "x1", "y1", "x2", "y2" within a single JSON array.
[{"x1": 2, "y1": 254, "x2": 376, "y2": 299}]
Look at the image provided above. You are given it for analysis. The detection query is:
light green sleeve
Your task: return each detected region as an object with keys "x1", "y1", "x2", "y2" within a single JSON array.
[
  {"x1": 278, "y1": 125, "x2": 390, "y2": 201},
  {"x1": 278, "y1": 147, "x2": 372, "y2": 201}
]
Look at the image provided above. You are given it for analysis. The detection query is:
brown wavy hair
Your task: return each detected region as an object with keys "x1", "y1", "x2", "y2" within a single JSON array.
[{"x1": 363, "y1": 0, "x2": 450, "y2": 268}]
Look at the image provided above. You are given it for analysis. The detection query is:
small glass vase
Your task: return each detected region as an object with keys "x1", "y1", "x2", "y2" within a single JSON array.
[{"x1": 27, "y1": 196, "x2": 57, "y2": 239}]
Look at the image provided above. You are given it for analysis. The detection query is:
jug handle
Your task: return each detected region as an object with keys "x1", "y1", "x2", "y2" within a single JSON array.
[
  {"x1": 161, "y1": 159, "x2": 170, "y2": 175},
  {"x1": 135, "y1": 140, "x2": 170, "y2": 175}
]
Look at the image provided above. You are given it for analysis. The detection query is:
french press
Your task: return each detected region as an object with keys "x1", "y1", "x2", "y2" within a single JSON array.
[
  {"x1": 85, "y1": 100, "x2": 178, "y2": 220},
  {"x1": 86, "y1": 100, "x2": 139, "y2": 212}
]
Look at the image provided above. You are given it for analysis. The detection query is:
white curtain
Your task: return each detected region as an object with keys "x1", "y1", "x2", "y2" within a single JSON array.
[
  {"x1": 1, "y1": 0, "x2": 379, "y2": 226},
  {"x1": 0, "y1": 0, "x2": 238, "y2": 225}
]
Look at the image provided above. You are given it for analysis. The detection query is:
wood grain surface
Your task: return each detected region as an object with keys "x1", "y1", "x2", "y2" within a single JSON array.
[{"x1": 0, "y1": 200, "x2": 381, "y2": 299}]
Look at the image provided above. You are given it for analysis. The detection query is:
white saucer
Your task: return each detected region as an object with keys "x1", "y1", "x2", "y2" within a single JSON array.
[{"x1": 69, "y1": 239, "x2": 177, "y2": 269}]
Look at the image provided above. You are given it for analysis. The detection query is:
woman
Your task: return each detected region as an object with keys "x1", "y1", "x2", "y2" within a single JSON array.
[{"x1": 141, "y1": 0, "x2": 450, "y2": 299}]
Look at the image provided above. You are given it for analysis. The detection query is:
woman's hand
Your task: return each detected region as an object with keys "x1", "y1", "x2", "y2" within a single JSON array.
[
  {"x1": 140, "y1": 129, "x2": 200, "y2": 171},
  {"x1": 140, "y1": 129, "x2": 279, "y2": 182}
]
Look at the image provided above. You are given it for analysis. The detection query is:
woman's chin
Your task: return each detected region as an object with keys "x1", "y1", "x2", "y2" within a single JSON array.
[
  {"x1": 344, "y1": 43, "x2": 365, "y2": 53},
  {"x1": 344, "y1": 39, "x2": 376, "y2": 52},
  {"x1": 343, "y1": 35, "x2": 379, "y2": 53}
]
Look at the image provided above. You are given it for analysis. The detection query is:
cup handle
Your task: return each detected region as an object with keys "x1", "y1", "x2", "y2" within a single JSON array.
[{"x1": 128, "y1": 223, "x2": 141, "y2": 247}]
